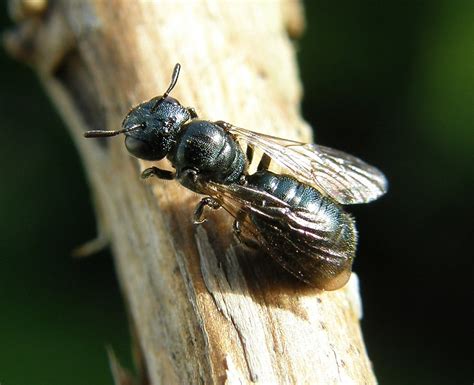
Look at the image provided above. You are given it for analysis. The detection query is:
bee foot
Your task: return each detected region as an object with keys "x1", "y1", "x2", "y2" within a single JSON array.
[{"x1": 193, "y1": 197, "x2": 221, "y2": 225}]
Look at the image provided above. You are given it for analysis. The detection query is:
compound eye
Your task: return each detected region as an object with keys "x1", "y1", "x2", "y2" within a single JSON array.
[{"x1": 125, "y1": 136, "x2": 154, "y2": 160}]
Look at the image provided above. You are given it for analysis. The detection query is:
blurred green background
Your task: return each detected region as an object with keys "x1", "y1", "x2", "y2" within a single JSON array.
[{"x1": 1, "y1": 2, "x2": 472, "y2": 384}]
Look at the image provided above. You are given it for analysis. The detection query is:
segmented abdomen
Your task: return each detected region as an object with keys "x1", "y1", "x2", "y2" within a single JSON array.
[{"x1": 245, "y1": 171, "x2": 357, "y2": 290}]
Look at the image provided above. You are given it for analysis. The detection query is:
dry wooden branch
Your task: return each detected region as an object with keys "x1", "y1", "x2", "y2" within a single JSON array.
[{"x1": 4, "y1": 1, "x2": 377, "y2": 384}]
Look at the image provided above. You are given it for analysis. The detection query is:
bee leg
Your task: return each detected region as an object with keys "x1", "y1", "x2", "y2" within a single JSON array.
[
  {"x1": 141, "y1": 167, "x2": 175, "y2": 180},
  {"x1": 232, "y1": 209, "x2": 248, "y2": 236},
  {"x1": 232, "y1": 210, "x2": 259, "y2": 249},
  {"x1": 187, "y1": 107, "x2": 198, "y2": 119},
  {"x1": 193, "y1": 197, "x2": 221, "y2": 225},
  {"x1": 233, "y1": 218, "x2": 243, "y2": 236}
]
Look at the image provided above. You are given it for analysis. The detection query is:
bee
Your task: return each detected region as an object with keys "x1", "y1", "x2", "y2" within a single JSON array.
[{"x1": 84, "y1": 63, "x2": 387, "y2": 290}]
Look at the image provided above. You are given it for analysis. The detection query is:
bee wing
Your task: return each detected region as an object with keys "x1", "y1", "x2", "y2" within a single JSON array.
[
  {"x1": 199, "y1": 179, "x2": 289, "y2": 235},
  {"x1": 227, "y1": 125, "x2": 388, "y2": 205},
  {"x1": 200, "y1": 181, "x2": 353, "y2": 290}
]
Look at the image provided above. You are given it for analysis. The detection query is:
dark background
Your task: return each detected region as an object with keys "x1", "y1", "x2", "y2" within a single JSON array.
[{"x1": 1, "y1": 2, "x2": 472, "y2": 384}]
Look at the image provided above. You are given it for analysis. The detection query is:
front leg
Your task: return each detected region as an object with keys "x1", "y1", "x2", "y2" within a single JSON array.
[
  {"x1": 141, "y1": 167, "x2": 175, "y2": 180},
  {"x1": 193, "y1": 197, "x2": 221, "y2": 224}
]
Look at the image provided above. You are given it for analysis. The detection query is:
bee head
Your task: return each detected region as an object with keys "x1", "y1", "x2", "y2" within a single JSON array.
[
  {"x1": 84, "y1": 63, "x2": 192, "y2": 161},
  {"x1": 120, "y1": 96, "x2": 190, "y2": 160}
]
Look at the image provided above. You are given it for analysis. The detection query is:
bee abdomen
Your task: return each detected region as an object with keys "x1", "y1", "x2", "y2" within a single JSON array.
[
  {"x1": 247, "y1": 171, "x2": 326, "y2": 214},
  {"x1": 245, "y1": 170, "x2": 357, "y2": 290}
]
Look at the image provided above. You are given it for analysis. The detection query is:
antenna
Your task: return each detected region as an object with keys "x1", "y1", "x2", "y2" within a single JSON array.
[
  {"x1": 84, "y1": 123, "x2": 144, "y2": 138},
  {"x1": 151, "y1": 63, "x2": 181, "y2": 112}
]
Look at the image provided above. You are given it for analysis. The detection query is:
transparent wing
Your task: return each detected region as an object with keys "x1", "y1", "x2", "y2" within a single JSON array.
[
  {"x1": 227, "y1": 124, "x2": 388, "y2": 205},
  {"x1": 199, "y1": 180, "x2": 353, "y2": 290}
]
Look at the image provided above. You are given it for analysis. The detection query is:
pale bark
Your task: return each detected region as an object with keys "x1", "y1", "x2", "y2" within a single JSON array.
[{"x1": 4, "y1": 1, "x2": 377, "y2": 384}]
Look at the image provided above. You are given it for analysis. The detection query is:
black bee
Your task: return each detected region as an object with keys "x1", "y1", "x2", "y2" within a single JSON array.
[{"x1": 85, "y1": 64, "x2": 387, "y2": 290}]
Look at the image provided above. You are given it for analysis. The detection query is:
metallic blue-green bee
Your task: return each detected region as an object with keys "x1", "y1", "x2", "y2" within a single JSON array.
[{"x1": 85, "y1": 64, "x2": 387, "y2": 290}]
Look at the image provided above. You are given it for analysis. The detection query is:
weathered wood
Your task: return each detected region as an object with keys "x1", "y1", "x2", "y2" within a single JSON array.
[{"x1": 4, "y1": 1, "x2": 377, "y2": 384}]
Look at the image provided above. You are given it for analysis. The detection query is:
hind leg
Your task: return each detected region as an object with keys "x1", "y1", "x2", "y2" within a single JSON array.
[
  {"x1": 193, "y1": 197, "x2": 221, "y2": 224},
  {"x1": 233, "y1": 210, "x2": 260, "y2": 249}
]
